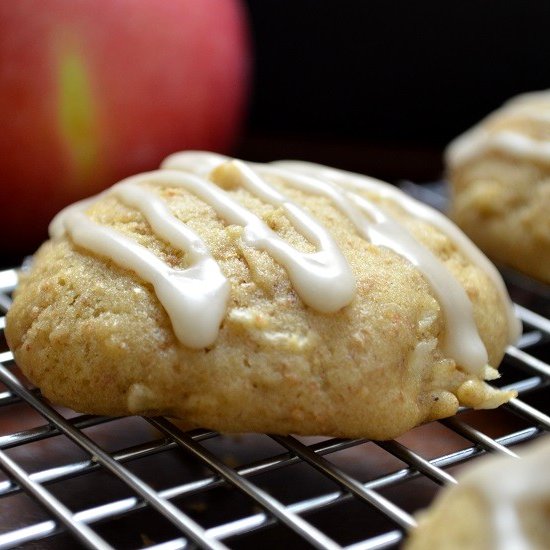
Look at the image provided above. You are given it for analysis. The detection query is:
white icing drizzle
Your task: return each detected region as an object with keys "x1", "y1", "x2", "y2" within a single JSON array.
[
  {"x1": 51, "y1": 164, "x2": 356, "y2": 346},
  {"x1": 208, "y1": 160, "x2": 355, "y2": 312},
  {"x1": 164, "y1": 152, "x2": 519, "y2": 371},
  {"x1": 446, "y1": 128, "x2": 550, "y2": 168},
  {"x1": 460, "y1": 436, "x2": 550, "y2": 550},
  {"x1": 51, "y1": 151, "x2": 519, "y2": 366},
  {"x1": 51, "y1": 184, "x2": 230, "y2": 349},
  {"x1": 162, "y1": 154, "x2": 357, "y2": 313},
  {"x1": 268, "y1": 159, "x2": 520, "y2": 346},
  {"x1": 446, "y1": 89, "x2": 550, "y2": 168},
  {"x1": 251, "y1": 164, "x2": 488, "y2": 372},
  {"x1": 142, "y1": 169, "x2": 354, "y2": 314}
]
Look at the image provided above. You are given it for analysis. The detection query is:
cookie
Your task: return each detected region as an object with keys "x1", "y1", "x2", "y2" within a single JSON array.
[
  {"x1": 446, "y1": 90, "x2": 550, "y2": 283},
  {"x1": 405, "y1": 436, "x2": 550, "y2": 550},
  {"x1": 5, "y1": 152, "x2": 520, "y2": 439}
]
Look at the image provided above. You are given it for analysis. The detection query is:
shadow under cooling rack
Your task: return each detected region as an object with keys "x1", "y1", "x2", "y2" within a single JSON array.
[{"x1": 0, "y1": 231, "x2": 549, "y2": 547}]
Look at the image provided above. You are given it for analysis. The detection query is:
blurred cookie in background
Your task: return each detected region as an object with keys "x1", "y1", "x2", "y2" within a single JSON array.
[{"x1": 446, "y1": 91, "x2": 550, "y2": 284}]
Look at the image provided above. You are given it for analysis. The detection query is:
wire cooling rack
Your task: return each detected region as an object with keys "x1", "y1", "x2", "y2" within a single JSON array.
[{"x1": 1, "y1": 190, "x2": 549, "y2": 549}]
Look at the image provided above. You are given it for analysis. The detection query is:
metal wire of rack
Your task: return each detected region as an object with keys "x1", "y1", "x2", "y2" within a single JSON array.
[{"x1": 0, "y1": 185, "x2": 549, "y2": 548}]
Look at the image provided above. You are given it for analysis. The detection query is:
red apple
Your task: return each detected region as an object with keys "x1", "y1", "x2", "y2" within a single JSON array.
[{"x1": 0, "y1": 0, "x2": 250, "y2": 259}]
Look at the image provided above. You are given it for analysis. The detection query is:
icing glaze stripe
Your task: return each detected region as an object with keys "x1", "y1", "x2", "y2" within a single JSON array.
[
  {"x1": 51, "y1": 151, "x2": 519, "y2": 370},
  {"x1": 446, "y1": 90, "x2": 550, "y2": 167},
  {"x1": 129, "y1": 168, "x2": 356, "y2": 314},
  {"x1": 51, "y1": 163, "x2": 357, "y2": 347},
  {"x1": 270, "y1": 158, "x2": 521, "y2": 345},
  {"x1": 254, "y1": 164, "x2": 488, "y2": 373},
  {"x1": 163, "y1": 151, "x2": 516, "y2": 372},
  {"x1": 446, "y1": 128, "x2": 550, "y2": 168},
  {"x1": 58, "y1": 208, "x2": 230, "y2": 349},
  {"x1": 210, "y1": 160, "x2": 356, "y2": 313}
]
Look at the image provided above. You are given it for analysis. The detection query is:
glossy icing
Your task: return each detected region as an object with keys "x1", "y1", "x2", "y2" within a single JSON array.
[
  {"x1": 446, "y1": 89, "x2": 550, "y2": 168},
  {"x1": 51, "y1": 152, "x2": 519, "y2": 367}
]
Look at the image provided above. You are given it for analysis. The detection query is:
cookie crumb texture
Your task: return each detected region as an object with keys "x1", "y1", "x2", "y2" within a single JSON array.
[
  {"x1": 405, "y1": 437, "x2": 550, "y2": 550},
  {"x1": 6, "y1": 156, "x2": 513, "y2": 439},
  {"x1": 447, "y1": 90, "x2": 550, "y2": 283}
]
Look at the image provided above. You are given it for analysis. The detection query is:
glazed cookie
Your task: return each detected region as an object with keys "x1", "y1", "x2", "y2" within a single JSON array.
[
  {"x1": 446, "y1": 90, "x2": 550, "y2": 283},
  {"x1": 405, "y1": 436, "x2": 550, "y2": 550},
  {"x1": 5, "y1": 152, "x2": 520, "y2": 439}
]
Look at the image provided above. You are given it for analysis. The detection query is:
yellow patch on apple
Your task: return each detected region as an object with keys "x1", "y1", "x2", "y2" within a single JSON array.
[{"x1": 57, "y1": 48, "x2": 101, "y2": 188}]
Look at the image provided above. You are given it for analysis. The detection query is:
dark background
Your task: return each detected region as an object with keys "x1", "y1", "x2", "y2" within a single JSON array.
[{"x1": 237, "y1": 0, "x2": 550, "y2": 180}]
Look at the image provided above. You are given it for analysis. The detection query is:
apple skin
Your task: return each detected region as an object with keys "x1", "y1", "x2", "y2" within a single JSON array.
[{"x1": 0, "y1": 0, "x2": 250, "y2": 258}]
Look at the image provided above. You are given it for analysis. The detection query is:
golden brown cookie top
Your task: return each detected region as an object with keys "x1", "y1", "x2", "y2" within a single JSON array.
[{"x1": 50, "y1": 151, "x2": 519, "y2": 369}]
